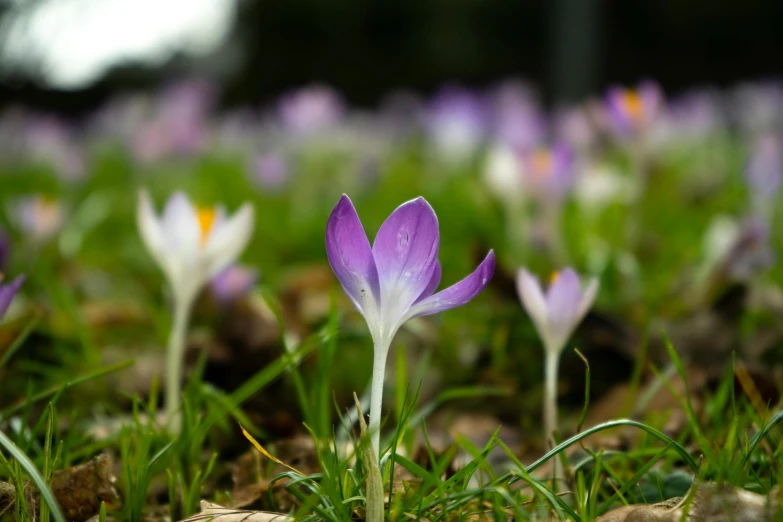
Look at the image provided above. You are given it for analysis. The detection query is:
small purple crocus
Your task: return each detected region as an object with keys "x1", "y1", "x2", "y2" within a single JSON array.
[
  {"x1": 279, "y1": 84, "x2": 345, "y2": 136},
  {"x1": 520, "y1": 143, "x2": 576, "y2": 203},
  {"x1": 516, "y1": 268, "x2": 598, "y2": 442},
  {"x1": 665, "y1": 90, "x2": 726, "y2": 142},
  {"x1": 745, "y1": 135, "x2": 781, "y2": 215},
  {"x1": 553, "y1": 106, "x2": 597, "y2": 153},
  {"x1": 424, "y1": 86, "x2": 489, "y2": 163},
  {"x1": 250, "y1": 152, "x2": 289, "y2": 192},
  {"x1": 490, "y1": 81, "x2": 547, "y2": 150},
  {"x1": 210, "y1": 264, "x2": 259, "y2": 305},
  {"x1": 605, "y1": 81, "x2": 663, "y2": 138},
  {"x1": 12, "y1": 196, "x2": 64, "y2": 242},
  {"x1": 0, "y1": 275, "x2": 24, "y2": 320},
  {"x1": 326, "y1": 194, "x2": 495, "y2": 457}
]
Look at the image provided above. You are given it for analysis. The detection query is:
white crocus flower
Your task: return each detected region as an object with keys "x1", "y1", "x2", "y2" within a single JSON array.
[
  {"x1": 137, "y1": 190, "x2": 254, "y2": 306},
  {"x1": 483, "y1": 143, "x2": 524, "y2": 205},
  {"x1": 137, "y1": 190, "x2": 254, "y2": 425}
]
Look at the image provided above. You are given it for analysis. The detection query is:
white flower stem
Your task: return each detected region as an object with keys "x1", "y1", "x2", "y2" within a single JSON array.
[
  {"x1": 369, "y1": 339, "x2": 390, "y2": 461},
  {"x1": 544, "y1": 347, "x2": 564, "y2": 482},
  {"x1": 543, "y1": 349, "x2": 561, "y2": 444},
  {"x1": 165, "y1": 294, "x2": 194, "y2": 430}
]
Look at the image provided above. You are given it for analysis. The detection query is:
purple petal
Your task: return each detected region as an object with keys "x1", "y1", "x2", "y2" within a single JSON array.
[
  {"x1": 372, "y1": 197, "x2": 440, "y2": 311},
  {"x1": 577, "y1": 278, "x2": 599, "y2": 321},
  {"x1": 413, "y1": 261, "x2": 441, "y2": 305},
  {"x1": 605, "y1": 87, "x2": 634, "y2": 135},
  {"x1": 406, "y1": 251, "x2": 495, "y2": 319},
  {"x1": 545, "y1": 269, "x2": 584, "y2": 335},
  {"x1": 639, "y1": 80, "x2": 664, "y2": 121},
  {"x1": 516, "y1": 268, "x2": 548, "y2": 337},
  {"x1": 325, "y1": 195, "x2": 380, "y2": 316},
  {"x1": 0, "y1": 274, "x2": 25, "y2": 319},
  {"x1": 211, "y1": 264, "x2": 259, "y2": 304}
]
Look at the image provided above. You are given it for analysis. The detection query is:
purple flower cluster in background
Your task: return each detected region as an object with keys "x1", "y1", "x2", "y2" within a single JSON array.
[{"x1": 1, "y1": 77, "x2": 781, "y2": 191}]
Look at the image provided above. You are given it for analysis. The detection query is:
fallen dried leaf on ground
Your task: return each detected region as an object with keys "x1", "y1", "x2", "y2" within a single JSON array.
[
  {"x1": 180, "y1": 501, "x2": 292, "y2": 522},
  {"x1": 49, "y1": 453, "x2": 121, "y2": 521},
  {"x1": 596, "y1": 482, "x2": 781, "y2": 521},
  {"x1": 0, "y1": 453, "x2": 120, "y2": 522}
]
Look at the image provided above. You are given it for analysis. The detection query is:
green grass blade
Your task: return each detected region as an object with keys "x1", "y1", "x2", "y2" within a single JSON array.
[{"x1": 0, "y1": 428, "x2": 66, "y2": 522}]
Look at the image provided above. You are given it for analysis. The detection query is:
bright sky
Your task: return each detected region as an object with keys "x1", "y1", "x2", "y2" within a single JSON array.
[{"x1": 0, "y1": 0, "x2": 236, "y2": 89}]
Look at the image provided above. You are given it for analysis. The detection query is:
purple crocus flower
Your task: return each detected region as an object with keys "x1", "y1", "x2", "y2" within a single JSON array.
[
  {"x1": 0, "y1": 275, "x2": 24, "y2": 319},
  {"x1": 210, "y1": 264, "x2": 259, "y2": 305},
  {"x1": 490, "y1": 81, "x2": 546, "y2": 150},
  {"x1": 516, "y1": 267, "x2": 598, "y2": 441},
  {"x1": 746, "y1": 135, "x2": 781, "y2": 202},
  {"x1": 553, "y1": 105, "x2": 597, "y2": 153},
  {"x1": 250, "y1": 152, "x2": 289, "y2": 192},
  {"x1": 11, "y1": 195, "x2": 64, "y2": 242},
  {"x1": 665, "y1": 90, "x2": 726, "y2": 142},
  {"x1": 326, "y1": 194, "x2": 495, "y2": 456},
  {"x1": 604, "y1": 81, "x2": 663, "y2": 138},
  {"x1": 278, "y1": 84, "x2": 345, "y2": 136},
  {"x1": 520, "y1": 143, "x2": 576, "y2": 202},
  {"x1": 424, "y1": 86, "x2": 489, "y2": 162}
]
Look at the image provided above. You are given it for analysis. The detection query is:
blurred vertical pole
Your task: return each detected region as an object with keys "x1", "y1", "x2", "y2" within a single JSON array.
[{"x1": 548, "y1": 0, "x2": 603, "y2": 104}]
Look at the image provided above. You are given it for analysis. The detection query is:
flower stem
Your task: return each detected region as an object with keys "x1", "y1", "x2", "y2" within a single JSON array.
[
  {"x1": 543, "y1": 349, "x2": 561, "y2": 444},
  {"x1": 544, "y1": 348, "x2": 564, "y2": 483},
  {"x1": 369, "y1": 339, "x2": 390, "y2": 460},
  {"x1": 165, "y1": 295, "x2": 193, "y2": 430}
]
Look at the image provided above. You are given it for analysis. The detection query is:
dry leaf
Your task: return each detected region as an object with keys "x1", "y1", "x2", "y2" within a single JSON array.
[
  {"x1": 0, "y1": 454, "x2": 120, "y2": 522},
  {"x1": 179, "y1": 501, "x2": 292, "y2": 522},
  {"x1": 596, "y1": 482, "x2": 781, "y2": 521},
  {"x1": 49, "y1": 453, "x2": 121, "y2": 522}
]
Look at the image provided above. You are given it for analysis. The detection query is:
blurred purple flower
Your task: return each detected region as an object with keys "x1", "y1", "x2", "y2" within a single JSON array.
[
  {"x1": 250, "y1": 152, "x2": 289, "y2": 191},
  {"x1": 132, "y1": 79, "x2": 216, "y2": 163},
  {"x1": 0, "y1": 275, "x2": 24, "y2": 319},
  {"x1": 279, "y1": 84, "x2": 345, "y2": 135},
  {"x1": 424, "y1": 86, "x2": 489, "y2": 161},
  {"x1": 520, "y1": 143, "x2": 576, "y2": 202},
  {"x1": 23, "y1": 115, "x2": 86, "y2": 180},
  {"x1": 746, "y1": 134, "x2": 782, "y2": 198},
  {"x1": 604, "y1": 81, "x2": 664, "y2": 138},
  {"x1": 516, "y1": 268, "x2": 598, "y2": 356},
  {"x1": 210, "y1": 264, "x2": 259, "y2": 304},
  {"x1": 11, "y1": 196, "x2": 64, "y2": 241},
  {"x1": 516, "y1": 267, "x2": 598, "y2": 440},
  {"x1": 490, "y1": 81, "x2": 546, "y2": 150},
  {"x1": 553, "y1": 106, "x2": 597, "y2": 152},
  {"x1": 665, "y1": 90, "x2": 726, "y2": 141}
]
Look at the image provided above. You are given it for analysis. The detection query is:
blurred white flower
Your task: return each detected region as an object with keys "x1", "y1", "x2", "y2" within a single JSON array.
[
  {"x1": 482, "y1": 143, "x2": 523, "y2": 204},
  {"x1": 574, "y1": 163, "x2": 636, "y2": 209},
  {"x1": 137, "y1": 190, "x2": 254, "y2": 307}
]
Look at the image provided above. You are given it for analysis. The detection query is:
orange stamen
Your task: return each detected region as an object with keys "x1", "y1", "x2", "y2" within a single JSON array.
[
  {"x1": 549, "y1": 271, "x2": 560, "y2": 285},
  {"x1": 196, "y1": 207, "x2": 216, "y2": 245},
  {"x1": 622, "y1": 91, "x2": 644, "y2": 123},
  {"x1": 532, "y1": 149, "x2": 553, "y2": 175}
]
